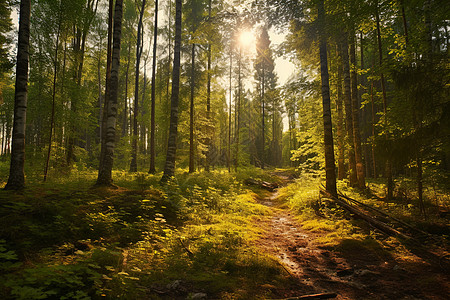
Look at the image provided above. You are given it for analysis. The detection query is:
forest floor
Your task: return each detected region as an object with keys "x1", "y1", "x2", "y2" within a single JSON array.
[
  {"x1": 254, "y1": 172, "x2": 450, "y2": 299},
  {"x1": 0, "y1": 168, "x2": 449, "y2": 299}
]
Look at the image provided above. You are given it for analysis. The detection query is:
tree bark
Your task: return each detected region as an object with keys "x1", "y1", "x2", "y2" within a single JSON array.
[
  {"x1": 5, "y1": 0, "x2": 31, "y2": 190},
  {"x1": 228, "y1": 42, "x2": 232, "y2": 173},
  {"x1": 96, "y1": 0, "x2": 123, "y2": 185},
  {"x1": 161, "y1": 0, "x2": 182, "y2": 182},
  {"x1": 189, "y1": 43, "x2": 195, "y2": 173},
  {"x1": 375, "y1": 2, "x2": 393, "y2": 200},
  {"x1": 130, "y1": 0, "x2": 146, "y2": 172},
  {"x1": 205, "y1": 0, "x2": 212, "y2": 172},
  {"x1": 336, "y1": 44, "x2": 345, "y2": 180},
  {"x1": 341, "y1": 35, "x2": 357, "y2": 187},
  {"x1": 44, "y1": 9, "x2": 62, "y2": 182},
  {"x1": 149, "y1": 0, "x2": 158, "y2": 174},
  {"x1": 349, "y1": 33, "x2": 365, "y2": 189},
  {"x1": 318, "y1": 0, "x2": 337, "y2": 196}
]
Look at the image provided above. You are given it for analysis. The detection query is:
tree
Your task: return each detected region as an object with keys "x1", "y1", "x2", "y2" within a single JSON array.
[
  {"x1": 130, "y1": 0, "x2": 146, "y2": 172},
  {"x1": 96, "y1": 0, "x2": 124, "y2": 186},
  {"x1": 254, "y1": 26, "x2": 276, "y2": 169},
  {"x1": 149, "y1": 0, "x2": 158, "y2": 174},
  {"x1": 161, "y1": 0, "x2": 182, "y2": 182},
  {"x1": 317, "y1": 0, "x2": 337, "y2": 196},
  {"x1": 4, "y1": 0, "x2": 31, "y2": 190}
]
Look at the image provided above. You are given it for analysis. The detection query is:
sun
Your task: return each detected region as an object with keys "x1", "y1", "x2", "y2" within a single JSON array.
[{"x1": 239, "y1": 30, "x2": 255, "y2": 49}]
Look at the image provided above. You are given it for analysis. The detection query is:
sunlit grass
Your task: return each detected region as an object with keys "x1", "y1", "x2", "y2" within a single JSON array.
[{"x1": 0, "y1": 165, "x2": 288, "y2": 299}]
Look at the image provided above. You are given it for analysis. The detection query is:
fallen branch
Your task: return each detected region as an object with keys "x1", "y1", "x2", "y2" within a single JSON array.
[
  {"x1": 245, "y1": 178, "x2": 278, "y2": 192},
  {"x1": 337, "y1": 190, "x2": 429, "y2": 236},
  {"x1": 320, "y1": 190, "x2": 410, "y2": 240},
  {"x1": 274, "y1": 292, "x2": 338, "y2": 299}
]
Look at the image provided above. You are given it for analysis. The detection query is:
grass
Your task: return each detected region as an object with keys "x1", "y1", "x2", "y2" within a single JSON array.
[
  {"x1": 0, "y1": 167, "x2": 290, "y2": 299},
  {"x1": 276, "y1": 172, "x2": 449, "y2": 268}
]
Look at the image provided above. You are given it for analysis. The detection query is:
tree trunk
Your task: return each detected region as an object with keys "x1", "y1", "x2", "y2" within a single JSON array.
[
  {"x1": 149, "y1": 0, "x2": 158, "y2": 174},
  {"x1": 98, "y1": 0, "x2": 113, "y2": 181},
  {"x1": 370, "y1": 76, "x2": 377, "y2": 178},
  {"x1": 261, "y1": 64, "x2": 265, "y2": 169},
  {"x1": 161, "y1": 0, "x2": 182, "y2": 182},
  {"x1": 228, "y1": 42, "x2": 232, "y2": 173},
  {"x1": 5, "y1": 0, "x2": 31, "y2": 190},
  {"x1": 375, "y1": 2, "x2": 393, "y2": 200},
  {"x1": 205, "y1": 0, "x2": 212, "y2": 172},
  {"x1": 336, "y1": 44, "x2": 345, "y2": 180},
  {"x1": 44, "y1": 10, "x2": 62, "y2": 182},
  {"x1": 349, "y1": 33, "x2": 365, "y2": 189},
  {"x1": 235, "y1": 47, "x2": 241, "y2": 172},
  {"x1": 189, "y1": 43, "x2": 195, "y2": 173},
  {"x1": 96, "y1": 0, "x2": 123, "y2": 185},
  {"x1": 123, "y1": 43, "x2": 131, "y2": 137},
  {"x1": 341, "y1": 35, "x2": 357, "y2": 187},
  {"x1": 130, "y1": 0, "x2": 146, "y2": 172},
  {"x1": 318, "y1": 0, "x2": 337, "y2": 196}
]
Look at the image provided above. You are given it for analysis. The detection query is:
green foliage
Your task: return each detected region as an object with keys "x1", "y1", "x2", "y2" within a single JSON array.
[{"x1": 0, "y1": 169, "x2": 290, "y2": 299}]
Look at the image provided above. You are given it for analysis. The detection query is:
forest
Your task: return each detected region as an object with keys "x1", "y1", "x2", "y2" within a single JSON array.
[{"x1": 0, "y1": 0, "x2": 449, "y2": 299}]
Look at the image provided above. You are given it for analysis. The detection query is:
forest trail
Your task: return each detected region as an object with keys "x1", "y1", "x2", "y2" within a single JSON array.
[{"x1": 254, "y1": 174, "x2": 450, "y2": 300}]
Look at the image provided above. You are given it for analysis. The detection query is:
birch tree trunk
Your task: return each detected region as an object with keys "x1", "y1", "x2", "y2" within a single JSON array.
[
  {"x1": 96, "y1": 0, "x2": 123, "y2": 186},
  {"x1": 5, "y1": 0, "x2": 31, "y2": 190}
]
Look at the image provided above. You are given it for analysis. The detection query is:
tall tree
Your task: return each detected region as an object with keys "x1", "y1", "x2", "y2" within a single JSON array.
[
  {"x1": 96, "y1": 0, "x2": 124, "y2": 185},
  {"x1": 161, "y1": 0, "x2": 182, "y2": 182},
  {"x1": 349, "y1": 32, "x2": 365, "y2": 189},
  {"x1": 149, "y1": 0, "x2": 158, "y2": 174},
  {"x1": 341, "y1": 35, "x2": 357, "y2": 187},
  {"x1": 4, "y1": 0, "x2": 31, "y2": 190},
  {"x1": 130, "y1": 0, "x2": 146, "y2": 172},
  {"x1": 318, "y1": 0, "x2": 337, "y2": 196}
]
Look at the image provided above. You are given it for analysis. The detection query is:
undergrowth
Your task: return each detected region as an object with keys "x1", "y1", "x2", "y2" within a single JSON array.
[{"x1": 0, "y1": 167, "x2": 287, "y2": 299}]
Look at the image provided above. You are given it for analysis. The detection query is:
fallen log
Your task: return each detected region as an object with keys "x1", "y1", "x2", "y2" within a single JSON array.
[
  {"x1": 337, "y1": 191, "x2": 429, "y2": 236},
  {"x1": 320, "y1": 190, "x2": 410, "y2": 240},
  {"x1": 275, "y1": 292, "x2": 338, "y2": 299},
  {"x1": 244, "y1": 178, "x2": 278, "y2": 191}
]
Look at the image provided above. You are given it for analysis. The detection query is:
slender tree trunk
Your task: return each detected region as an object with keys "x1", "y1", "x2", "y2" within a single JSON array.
[
  {"x1": 205, "y1": 0, "x2": 212, "y2": 172},
  {"x1": 399, "y1": 0, "x2": 409, "y2": 44},
  {"x1": 149, "y1": 0, "x2": 158, "y2": 174},
  {"x1": 228, "y1": 43, "x2": 232, "y2": 173},
  {"x1": 341, "y1": 35, "x2": 357, "y2": 186},
  {"x1": 122, "y1": 43, "x2": 131, "y2": 137},
  {"x1": 417, "y1": 152, "x2": 426, "y2": 218},
  {"x1": 96, "y1": 42, "x2": 103, "y2": 144},
  {"x1": 318, "y1": 0, "x2": 337, "y2": 196},
  {"x1": 98, "y1": 0, "x2": 113, "y2": 180},
  {"x1": 5, "y1": 0, "x2": 31, "y2": 190},
  {"x1": 96, "y1": 0, "x2": 123, "y2": 185},
  {"x1": 349, "y1": 33, "x2": 365, "y2": 189},
  {"x1": 336, "y1": 44, "x2": 345, "y2": 180},
  {"x1": 376, "y1": 2, "x2": 393, "y2": 199},
  {"x1": 44, "y1": 10, "x2": 62, "y2": 182},
  {"x1": 161, "y1": 0, "x2": 182, "y2": 182},
  {"x1": 130, "y1": 0, "x2": 146, "y2": 172},
  {"x1": 189, "y1": 43, "x2": 196, "y2": 173},
  {"x1": 370, "y1": 75, "x2": 377, "y2": 178},
  {"x1": 235, "y1": 47, "x2": 241, "y2": 172},
  {"x1": 261, "y1": 64, "x2": 265, "y2": 169}
]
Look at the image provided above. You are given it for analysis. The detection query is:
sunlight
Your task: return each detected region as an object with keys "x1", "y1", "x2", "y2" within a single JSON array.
[{"x1": 239, "y1": 29, "x2": 255, "y2": 50}]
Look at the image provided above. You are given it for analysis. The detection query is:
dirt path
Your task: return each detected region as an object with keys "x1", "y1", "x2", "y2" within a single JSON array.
[{"x1": 255, "y1": 184, "x2": 450, "y2": 299}]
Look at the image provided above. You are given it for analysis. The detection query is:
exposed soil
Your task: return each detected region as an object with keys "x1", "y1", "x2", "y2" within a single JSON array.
[{"x1": 255, "y1": 182, "x2": 450, "y2": 299}]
